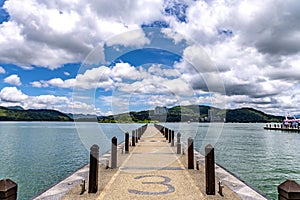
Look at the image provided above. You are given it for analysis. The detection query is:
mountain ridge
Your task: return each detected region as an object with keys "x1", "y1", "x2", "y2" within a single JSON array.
[
  {"x1": 0, "y1": 106, "x2": 72, "y2": 121},
  {"x1": 0, "y1": 105, "x2": 284, "y2": 122}
]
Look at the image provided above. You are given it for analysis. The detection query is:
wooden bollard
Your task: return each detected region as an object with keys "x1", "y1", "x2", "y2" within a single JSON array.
[
  {"x1": 135, "y1": 129, "x2": 138, "y2": 143},
  {"x1": 168, "y1": 129, "x2": 172, "y2": 143},
  {"x1": 138, "y1": 127, "x2": 141, "y2": 139},
  {"x1": 188, "y1": 137, "x2": 194, "y2": 169},
  {"x1": 88, "y1": 144, "x2": 99, "y2": 193},
  {"x1": 0, "y1": 179, "x2": 17, "y2": 200},
  {"x1": 171, "y1": 130, "x2": 175, "y2": 147},
  {"x1": 111, "y1": 137, "x2": 117, "y2": 169},
  {"x1": 278, "y1": 180, "x2": 300, "y2": 200},
  {"x1": 132, "y1": 130, "x2": 135, "y2": 146},
  {"x1": 125, "y1": 132, "x2": 129, "y2": 154},
  {"x1": 177, "y1": 132, "x2": 181, "y2": 154},
  {"x1": 205, "y1": 144, "x2": 215, "y2": 195},
  {"x1": 166, "y1": 128, "x2": 169, "y2": 140}
]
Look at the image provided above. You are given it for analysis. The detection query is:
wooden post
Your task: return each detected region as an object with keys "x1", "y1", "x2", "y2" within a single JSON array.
[
  {"x1": 125, "y1": 132, "x2": 129, "y2": 154},
  {"x1": 0, "y1": 179, "x2": 17, "y2": 200},
  {"x1": 111, "y1": 137, "x2": 117, "y2": 169},
  {"x1": 177, "y1": 132, "x2": 181, "y2": 154},
  {"x1": 165, "y1": 128, "x2": 169, "y2": 140},
  {"x1": 171, "y1": 130, "x2": 175, "y2": 147},
  {"x1": 188, "y1": 137, "x2": 194, "y2": 169},
  {"x1": 88, "y1": 144, "x2": 99, "y2": 193},
  {"x1": 135, "y1": 129, "x2": 138, "y2": 143},
  {"x1": 132, "y1": 130, "x2": 135, "y2": 146},
  {"x1": 168, "y1": 129, "x2": 172, "y2": 143},
  {"x1": 278, "y1": 180, "x2": 300, "y2": 200},
  {"x1": 137, "y1": 128, "x2": 141, "y2": 140},
  {"x1": 205, "y1": 144, "x2": 215, "y2": 195}
]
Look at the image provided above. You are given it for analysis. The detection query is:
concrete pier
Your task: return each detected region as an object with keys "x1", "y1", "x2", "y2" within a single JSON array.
[{"x1": 35, "y1": 124, "x2": 268, "y2": 200}]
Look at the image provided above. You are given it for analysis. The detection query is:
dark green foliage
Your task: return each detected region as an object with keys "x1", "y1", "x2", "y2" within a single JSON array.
[
  {"x1": 98, "y1": 105, "x2": 284, "y2": 123},
  {"x1": 0, "y1": 106, "x2": 72, "y2": 121},
  {"x1": 225, "y1": 107, "x2": 284, "y2": 123}
]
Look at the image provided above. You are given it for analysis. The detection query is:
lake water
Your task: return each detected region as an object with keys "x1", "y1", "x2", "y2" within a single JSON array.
[{"x1": 0, "y1": 122, "x2": 299, "y2": 200}]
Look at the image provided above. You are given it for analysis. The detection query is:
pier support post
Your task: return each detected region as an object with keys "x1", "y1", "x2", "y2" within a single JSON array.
[
  {"x1": 205, "y1": 144, "x2": 215, "y2": 195},
  {"x1": 135, "y1": 129, "x2": 138, "y2": 143},
  {"x1": 137, "y1": 128, "x2": 141, "y2": 140},
  {"x1": 171, "y1": 130, "x2": 175, "y2": 147},
  {"x1": 188, "y1": 137, "x2": 194, "y2": 169},
  {"x1": 125, "y1": 132, "x2": 129, "y2": 154},
  {"x1": 166, "y1": 128, "x2": 169, "y2": 141},
  {"x1": 177, "y1": 132, "x2": 181, "y2": 154},
  {"x1": 132, "y1": 130, "x2": 135, "y2": 147},
  {"x1": 0, "y1": 179, "x2": 17, "y2": 200},
  {"x1": 111, "y1": 137, "x2": 117, "y2": 169},
  {"x1": 278, "y1": 180, "x2": 300, "y2": 200},
  {"x1": 88, "y1": 144, "x2": 99, "y2": 193}
]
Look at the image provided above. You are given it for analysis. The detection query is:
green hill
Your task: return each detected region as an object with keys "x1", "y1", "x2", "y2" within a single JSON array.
[
  {"x1": 0, "y1": 106, "x2": 72, "y2": 121},
  {"x1": 225, "y1": 107, "x2": 283, "y2": 123},
  {"x1": 98, "y1": 105, "x2": 284, "y2": 123}
]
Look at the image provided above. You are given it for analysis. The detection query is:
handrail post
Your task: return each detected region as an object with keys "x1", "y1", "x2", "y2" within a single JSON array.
[
  {"x1": 188, "y1": 137, "x2": 194, "y2": 169},
  {"x1": 205, "y1": 144, "x2": 215, "y2": 195},
  {"x1": 88, "y1": 144, "x2": 99, "y2": 193},
  {"x1": 177, "y1": 132, "x2": 181, "y2": 154},
  {"x1": 111, "y1": 137, "x2": 117, "y2": 169},
  {"x1": 125, "y1": 132, "x2": 129, "y2": 154}
]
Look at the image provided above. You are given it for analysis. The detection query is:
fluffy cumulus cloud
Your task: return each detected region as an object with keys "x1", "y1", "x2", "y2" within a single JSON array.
[
  {"x1": 0, "y1": 87, "x2": 28, "y2": 102},
  {"x1": 1, "y1": 0, "x2": 300, "y2": 115},
  {"x1": 0, "y1": 0, "x2": 165, "y2": 69},
  {"x1": 3, "y1": 74, "x2": 22, "y2": 86},
  {"x1": 0, "y1": 86, "x2": 107, "y2": 115},
  {"x1": 0, "y1": 66, "x2": 5, "y2": 74}
]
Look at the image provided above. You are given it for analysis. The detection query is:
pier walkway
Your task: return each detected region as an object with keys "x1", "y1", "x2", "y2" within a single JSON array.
[
  {"x1": 62, "y1": 125, "x2": 244, "y2": 200},
  {"x1": 96, "y1": 125, "x2": 204, "y2": 199}
]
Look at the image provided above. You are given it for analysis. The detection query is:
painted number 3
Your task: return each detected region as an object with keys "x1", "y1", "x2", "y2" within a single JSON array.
[{"x1": 128, "y1": 175, "x2": 175, "y2": 195}]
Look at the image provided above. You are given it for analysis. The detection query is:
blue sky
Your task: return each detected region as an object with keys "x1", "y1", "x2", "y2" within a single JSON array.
[{"x1": 0, "y1": 0, "x2": 300, "y2": 116}]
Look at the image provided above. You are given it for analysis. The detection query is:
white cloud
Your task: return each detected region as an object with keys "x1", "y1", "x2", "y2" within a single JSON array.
[
  {"x1": 182, "y1": 45, "x2": 216, "y2": 73},
  {"x1": 106, "y1": 28, "x2": 150, "y2": 48},
  {"x1": 64, "y1": 72, "x2": 70, "y2": 76},
  {"x1": 3, "y1": 74, "x2": 22, "y2": 86},
  {"x1": 0, "y1": 87, "x2": 28, "y2": 102},
  {"x1": 0, "y1": 0, "x2": 164, "y2": 69},
  {"x1": 1, "y1": 0, "x2": 300, "y2": 115},
  {"x1": 111, "y1": 63, "x2": 142, "y2": 81},
  {"x1": 148, "y1": 64, "x2": 180, "y2": 77},
  {"x1": 31, "y1": 78, "x2": 75, "y2": 88},
  {"x1": 75, "y1": 66, "x2": 113, "y2": 90},
  {"x1": 0, "y1": 66, "x2": 5, "y2": 74}
]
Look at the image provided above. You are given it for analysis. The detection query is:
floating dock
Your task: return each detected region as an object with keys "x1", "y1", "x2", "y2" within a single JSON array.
[
  {"x1": 34, "y1": 124, "x2": 268, "y2": 200},
  {"x1": 264, "y1": 124, "x2": 300, "y2": 132}
]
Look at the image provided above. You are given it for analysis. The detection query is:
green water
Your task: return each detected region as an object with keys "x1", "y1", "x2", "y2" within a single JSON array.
[
  {"x1": 165, "y1": 122, "x2": 300, "y2": 200},
  {"x1": 0, "y1": 122, "x2": 299, "y2": 199},
  {"x1": 0, "y1": 122, "x2": 139, "y2": 200}
]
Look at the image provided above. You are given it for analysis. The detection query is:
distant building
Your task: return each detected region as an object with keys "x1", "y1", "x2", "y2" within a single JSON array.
[{"x1": 154, "y1": 106, "x2": 168, "y2": 115}]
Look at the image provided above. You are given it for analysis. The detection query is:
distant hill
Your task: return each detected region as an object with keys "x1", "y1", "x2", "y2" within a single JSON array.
[
  {"x1": 225, "y1": 107, "x2": 284, "y2": 123},
  {"x1": 0, "y1": 105, "x2": 283, "y2": 122},
  {"x1": 0, "y1": 106, "x2": 72, "y2": 121},
  {"x1": 98, "y1": 105, "x2": 284, "y2": 123}
]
